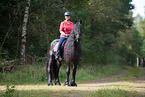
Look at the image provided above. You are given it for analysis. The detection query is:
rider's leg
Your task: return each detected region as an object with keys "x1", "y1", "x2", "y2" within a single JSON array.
[{"x1": 55, "y1": 37, "x2": 66, "y2": 59}]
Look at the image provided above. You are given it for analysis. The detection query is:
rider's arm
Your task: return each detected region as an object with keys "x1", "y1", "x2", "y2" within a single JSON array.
[
  {"x1": 60, "y1": 31, "x2": 66, "y2": 36},
  {"x1": 59, "y1": 22, "x2": 66, "y2": 36}
]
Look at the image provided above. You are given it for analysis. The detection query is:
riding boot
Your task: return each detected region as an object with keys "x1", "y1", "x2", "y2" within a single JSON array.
[{"x1": 55, "y1": 54, "x2": 59, "y2": 60}]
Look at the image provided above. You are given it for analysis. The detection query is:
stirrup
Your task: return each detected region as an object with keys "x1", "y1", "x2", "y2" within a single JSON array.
[{"x1": 55, "y1": 55, "x2": 59, "y2": 60}]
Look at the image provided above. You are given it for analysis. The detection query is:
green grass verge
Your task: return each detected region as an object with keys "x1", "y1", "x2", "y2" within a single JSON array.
[
  {"x1": 0, "y1": 88, "x2": 143, "y2": 97},
  {"x1": 112, "y1": 67, "x2": 144, "y2": 81},
  {"x1": 90, "y1": 89, "x2": 143, "y2": 97},
  {"x1": 0, "y1": 63, "x2": 125, "y2": 85},
  {"x1": 0, "y1": 62, "x2": 144, "y2": 85},
  {"x1": 76, "y1": 64, "x2": 125, "y2": 82},
  {"x1": 0, "y1": 64, "x2": 46, "y2": 85}
]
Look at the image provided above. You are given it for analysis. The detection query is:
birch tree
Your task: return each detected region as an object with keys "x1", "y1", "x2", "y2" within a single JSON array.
[{"x1": 21, "y1": 0, "x2": 30, "y2": 65}]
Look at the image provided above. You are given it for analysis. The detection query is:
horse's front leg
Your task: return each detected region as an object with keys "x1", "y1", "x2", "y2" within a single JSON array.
[
  {"x1": 70, "y1": 62, "x2": 77, "y2": 86},
  {"x1": 47, "y1": 55, "x2": 53, "y2": 86},
  {"x1": 54, "y1": 60, "x2": 61, "y2": 85},
  {"x1": 64, "y1": 63, "x2": 70, "y2": 86}
]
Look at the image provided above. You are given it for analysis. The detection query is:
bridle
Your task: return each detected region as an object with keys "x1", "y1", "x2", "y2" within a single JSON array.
[{"x1": 74, "y1": 22, "x2": 82, "y2": 43}]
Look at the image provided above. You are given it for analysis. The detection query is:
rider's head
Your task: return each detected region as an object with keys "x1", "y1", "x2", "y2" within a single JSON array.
[{"x1": 64, "y1": 11, "x2": 71, "y2": 21}]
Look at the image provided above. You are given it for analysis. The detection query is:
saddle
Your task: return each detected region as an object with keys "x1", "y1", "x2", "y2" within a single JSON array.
[{"x1": 53, "y1": 39, "x2": 67, "y2": 53}]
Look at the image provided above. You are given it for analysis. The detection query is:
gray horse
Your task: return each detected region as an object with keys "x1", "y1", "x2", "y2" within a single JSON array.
[{"x1": 46, "y1": 21, "x2": 82, "y2": 86}]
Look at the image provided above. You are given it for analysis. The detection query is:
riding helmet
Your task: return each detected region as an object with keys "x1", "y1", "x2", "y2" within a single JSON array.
[{"x1": 64, "y1": 11, "x2": 71, "y2": 16}]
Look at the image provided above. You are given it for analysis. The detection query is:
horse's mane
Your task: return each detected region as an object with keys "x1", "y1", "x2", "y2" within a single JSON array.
[
  {"x1": 63, "y1": 22, "x2": 82, "y2": 61},
  {"x1": 64, "y1": 25, "x2": 75, "y2": 54},
  {"x1": 65, "y1": 22, "x2": 79, "y2": 49},
  {"x1": 66, "y1": 22, "x2": 82, "y2": 43}
]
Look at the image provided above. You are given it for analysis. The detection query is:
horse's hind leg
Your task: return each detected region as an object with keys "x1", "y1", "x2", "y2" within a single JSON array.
[
  {"x1": 47, "y1": 55, "x2": 53, "y2": 86},
  {"x1": 70, "y1": 63, "x2": 77, "y2": 86},
  {"x1": 54, "y1": 61, "x2": 61, "y2": 85}
]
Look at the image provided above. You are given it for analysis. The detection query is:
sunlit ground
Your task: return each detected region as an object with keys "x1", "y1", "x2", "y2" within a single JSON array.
[{"x1": 0, "y1": 80, "x2": 145, "y2": 97}]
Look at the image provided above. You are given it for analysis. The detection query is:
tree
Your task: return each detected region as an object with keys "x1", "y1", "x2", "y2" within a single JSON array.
[
  {"x1": 0, "y1": 0, "x2": 25, "y2": 59},
  {"x1": 21, "y1": 0, "x2": 30, "y2": 65},
  {"x1": 135, "y1": 13, "x2": 145, "y2": 66},
  {"x1": 0, "y1": 0, "x2": 137, "y2": 66}
]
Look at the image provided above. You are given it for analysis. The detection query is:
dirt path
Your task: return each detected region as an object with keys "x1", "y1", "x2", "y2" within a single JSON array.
[
  {"x1": 137, "y1": 68, "x2": 145, "y2": 80},
  {"x1": 0, "y1": 68, "x2": 145, "y2": 97},
  {"x1": 85, "y1": 70, "x2": 127, "y2": 83}
]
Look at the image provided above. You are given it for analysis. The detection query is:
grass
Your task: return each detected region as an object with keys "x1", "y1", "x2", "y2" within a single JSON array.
[
  {"x1": 0, "y1": 61, "x2": 144, "y2": 85},
  {"x1": 0, "y1": 63, "x2": 125, "y2": 85},
  {"x1": 0, "y1": 64, "x2": 46, "y2": 85},
  {"x1": 76, "y1": 64, "x2": 124, "y2": 82},
  {"x1": 111, "y1": 67, "x2": 144, "y2": 81},
  {"x1": 122, "y1": 67, "x2": 144, "y2": 78},
  {"x1": 0, "y1": 49, "x2": 145, "y2": 96},
  {"x1": 0, "y1": 83, "x2": 144, "y2": 97},
  {"x1": 90, "y1": 89, "x2": 143, "y2": 97},
  {"x1": 0, "y1": 63, "x2": 144, "y2": 97},
  {"x1": 1, "y1": 48, "x2": 143, "y2": 85},
  {"x1": 0, "y1": 89, "x2": 142, "y2": 97}
]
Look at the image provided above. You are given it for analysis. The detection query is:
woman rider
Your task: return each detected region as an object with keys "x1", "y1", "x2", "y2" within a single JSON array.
[{"x1": 55, "y1": 11, "x2": 74, "y2": 59}]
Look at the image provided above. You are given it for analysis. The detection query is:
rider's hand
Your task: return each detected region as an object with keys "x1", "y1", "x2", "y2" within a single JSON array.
[{"x1": 65, "y1": 34, "x2": 69, "y2": 37}]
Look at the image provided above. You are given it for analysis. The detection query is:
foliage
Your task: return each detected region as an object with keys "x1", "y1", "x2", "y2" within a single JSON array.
[
  {"x1": 0, "y1": 64, "x2": 46, "y2": 85},
  {"x1": 0, "y1": 0, "x2": 26, "y2": 59},
  {"x1": 0, "y1": 0, "x2": 143, "y2": 66},
  {"x1": 112, "y1": 67, "x2": 144, "y2": 81},
  {"x1": 124, "y1": 67, "x2": 144, "y2": 78},
  {"x1": 135, "y1": 15, "x2": 145, "y2": 57},
  {"x1": 3, "y1": 85, "x2": 15, "y2": 97},
  {"x1": 117, "y1": 27, "x2": 143, "y2": 65},
  {"x1": 0, "y1": 51, "x2": 128, "y2": 85},
  {"x1": 141, "y1": 39, "x2": 145, "y2": 57},
  {"x1": 1, "y1": 57, "x2": 143, "y2": 85}
]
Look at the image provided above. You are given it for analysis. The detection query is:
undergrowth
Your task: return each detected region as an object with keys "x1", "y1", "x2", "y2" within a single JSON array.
[
  {"x1": 113, "y1": 67, "x2": 144, "y2": 81},
  {"x1": 2, "y1": 85, "x2": 15, "y2": 97},
  {"x1": 0, "y1": 49, "x2": 144, "y2": 85},
  {"x1": 0, "y1": 60, "x2": 144, "y2": 85},
  {"x1": 0, "y1": 62, "x2": 140, "y2": 85}
]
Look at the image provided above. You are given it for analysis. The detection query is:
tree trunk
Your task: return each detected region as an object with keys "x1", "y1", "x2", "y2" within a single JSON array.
[
  {"x1": 21, "y1": 0, "x2": 31, "y2": 65},
  {"x1": 140, "y1": 57, "x2": 143, "y2": 67},
  {"x1": 137, "y1": 56, "x2": 139, "y2": 67},
  {"x1": 143, "y1": 58, "x2": 145, "y2": 67}
]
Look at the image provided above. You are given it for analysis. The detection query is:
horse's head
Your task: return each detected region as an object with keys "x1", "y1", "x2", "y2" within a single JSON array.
[{"x1": 73, "y1": 21, "x2": 82, "y2": 43}]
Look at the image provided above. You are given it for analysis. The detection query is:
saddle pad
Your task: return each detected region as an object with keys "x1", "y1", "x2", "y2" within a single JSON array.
[{"x1": 53, "y1": 42, "x2": 59, "y2": 52}]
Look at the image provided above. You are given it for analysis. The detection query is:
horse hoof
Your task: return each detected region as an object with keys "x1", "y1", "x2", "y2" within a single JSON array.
[
  {"x1": 55, "y1": 82, "x2": 61, "y2": 86},
  {"x1": 64, "y1": 82, "x2": 69, "y2": 86},
  {"x1": 70, "y1": 82, "x2": 77, "y2": 87},
  {"x1": 48, "y1": 82, "x2": 53, "y2": 86}
]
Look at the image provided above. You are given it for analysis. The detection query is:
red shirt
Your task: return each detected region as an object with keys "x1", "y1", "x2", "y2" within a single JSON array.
[{"x1": 59, "y1": 20, "x2": 74, "y2": 38}]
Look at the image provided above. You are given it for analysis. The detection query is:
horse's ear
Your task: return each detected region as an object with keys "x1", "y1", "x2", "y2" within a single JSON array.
[
  {"x1": 74, "y1": 19, "x2": 82, "y2": 24},
  {"x1": 79, "y1": 20, "x2": 82, "y2": 24}
]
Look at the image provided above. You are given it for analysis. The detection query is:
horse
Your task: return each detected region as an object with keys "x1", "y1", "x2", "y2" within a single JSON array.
[{"x1": 46, "y1": 21, "x2": 82, "y2": 86}]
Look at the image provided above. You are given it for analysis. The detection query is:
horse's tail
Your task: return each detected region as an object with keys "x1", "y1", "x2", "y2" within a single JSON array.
[
  {"x1": 46, "y1": 40, "x2": 58, "y2": 80},
  {"x1": 46, "y1": 45, "x2": 50, "y2": 79},
  {"x1": 51, "y1": 55, "x2": 57, "y2": 80}
]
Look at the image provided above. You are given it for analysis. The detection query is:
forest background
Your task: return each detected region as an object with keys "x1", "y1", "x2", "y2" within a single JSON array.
[{"x1": 0, "y1": 0, "x2": 145, "y2": 67}]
